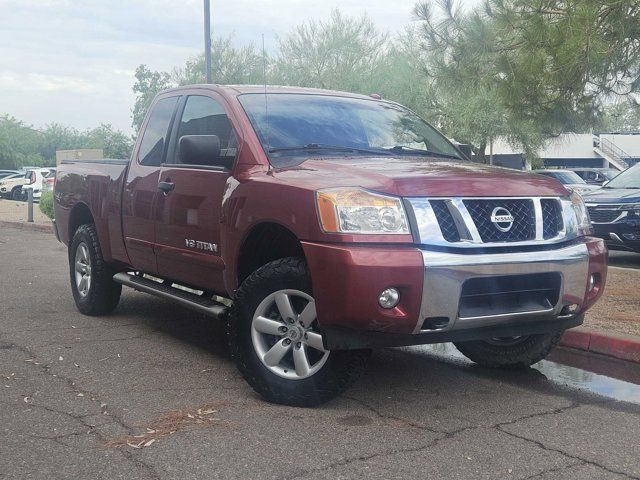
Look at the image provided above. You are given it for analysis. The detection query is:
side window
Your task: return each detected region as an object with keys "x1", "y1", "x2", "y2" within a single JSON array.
[
  {"x1": 176, "y1": 95, "x2": 237, "y2": 164},
  {"x1": 138, "y1": 96, "x2": 179, "y2": 166}
]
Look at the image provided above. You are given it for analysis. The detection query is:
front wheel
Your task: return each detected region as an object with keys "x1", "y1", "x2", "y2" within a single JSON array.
[
  {"x1": 230, "y1": 257, "x2": 370, "y2": 407},
  {"x1": 453, "y1": 332, "x2": 563, "y2": 368}
]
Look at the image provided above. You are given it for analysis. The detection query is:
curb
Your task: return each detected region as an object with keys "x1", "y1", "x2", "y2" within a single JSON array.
[
  {"x1": 0, "y1": 220, "x2": 53, "y2": 234},
  {"x1": 560, "y1": 327, "x2": 640, "y2": 363}
]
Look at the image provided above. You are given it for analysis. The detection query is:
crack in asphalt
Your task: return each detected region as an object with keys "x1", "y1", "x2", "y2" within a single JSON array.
[
  {"x1": 494, "y1": 405, "x2": 640, "y2": 480},
  {"x1": 519, "y1": 461, "x2": 586, "y2": 480},
  {"x1": 3, "y1": 339, "x2": 161, "y2": 480}
]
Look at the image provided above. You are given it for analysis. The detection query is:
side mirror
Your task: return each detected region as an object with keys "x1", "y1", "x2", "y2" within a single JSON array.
[{"x1": 178, "y1": 135, "x2": 224, "y2": 167}]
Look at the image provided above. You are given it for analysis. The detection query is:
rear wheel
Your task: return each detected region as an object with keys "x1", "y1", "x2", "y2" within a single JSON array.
[
  {"x1": 230, "y1": 257, "x2": 370, "y2": 407},
  {"x1": 69, "y1": 224, "x2": 121, "y2": 316},
  {"x1": 453, "y1": 332, "x2": 562, "y2": 368}
]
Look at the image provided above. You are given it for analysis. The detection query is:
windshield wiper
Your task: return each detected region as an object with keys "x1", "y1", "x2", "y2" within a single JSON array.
[
  {"x1": 268, "y1": 143, "x2": 390, "y2": 156},
  {"x1": 384, "y1": 145, "x2": 460, "y2": 159}
]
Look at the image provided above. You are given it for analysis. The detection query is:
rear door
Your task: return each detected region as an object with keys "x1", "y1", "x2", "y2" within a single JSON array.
[
  {"x1": 155, "y1": 93, "x2": 238, "y2": 292},
  {"x1": 121, "y1": 95, "x2": 179, "y2": 274}
]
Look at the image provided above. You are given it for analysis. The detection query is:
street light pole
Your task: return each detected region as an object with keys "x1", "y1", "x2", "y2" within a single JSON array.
[{"x1": 204, "y1": 0, "x2": 212, "y2": 83}]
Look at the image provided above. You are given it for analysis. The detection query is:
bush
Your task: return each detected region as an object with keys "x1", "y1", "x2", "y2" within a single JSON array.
[{"x1": 39, "y1": 190, "x2": 54, "y2": 219}]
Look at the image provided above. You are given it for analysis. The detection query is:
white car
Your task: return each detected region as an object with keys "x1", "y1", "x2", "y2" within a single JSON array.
[
  {"x1": 20, "y1": 168, "x2": 51, "y2": 200},
  {"x1": 42, "y1": 168, "x2": 56, "y2": 193},
  {"x1": 0, "y1": 173, "x2": 29, "y2": 200}
]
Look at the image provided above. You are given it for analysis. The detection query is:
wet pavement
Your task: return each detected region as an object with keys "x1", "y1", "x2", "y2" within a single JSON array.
[
  {"x1": 1, "y1": 226, "x2": 639, "y2": 479},
  {"x1": 416, "y1": 344, "x2": 640, "y2": 405}
]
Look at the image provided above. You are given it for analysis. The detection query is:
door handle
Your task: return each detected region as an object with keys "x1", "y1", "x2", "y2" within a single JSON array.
[{"x1": 157, "y1": 181, "x2": 175, "y2": 195}]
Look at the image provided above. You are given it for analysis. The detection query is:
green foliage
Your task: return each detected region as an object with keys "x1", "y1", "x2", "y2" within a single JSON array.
[
  {"x1": 0, "y1": 115, "x2": 132, "y2": 169},
  {"x1": 39, "y1": 190, "x2": 54, "y2": 220},
  {"x1": 600, "y1": 102, "x2": 640, "y2": 133},
  {"x1": 0, "y1": 115, "x2": 45, "y2": 169},
  {"x1": 274, "y1": 9, "x2": 387, "y2": 92},
  {"x1": 132, "y1": 65, "x2": 172, "y2": 132},
  {"x1": 173, "y1": 37, "x2": 264, "y2": 85}
]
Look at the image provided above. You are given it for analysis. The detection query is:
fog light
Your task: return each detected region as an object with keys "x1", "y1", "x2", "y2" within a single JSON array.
[
  {"x1": 561, "y1": 304, "x2": 580, "y2": 316},
  {"x1": 588, "y1": 274, "x2": 597, "y2": 292},
  {"x1": 378, "y1": 288, "x2": 400, "y2": 309}
]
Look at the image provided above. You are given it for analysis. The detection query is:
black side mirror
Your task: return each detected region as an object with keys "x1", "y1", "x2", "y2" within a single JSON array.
[{"x1": 178, "y1": 135, "x2": 224, "y2": 167}]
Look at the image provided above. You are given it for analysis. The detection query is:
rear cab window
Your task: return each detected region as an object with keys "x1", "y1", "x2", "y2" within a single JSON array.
[{"x1": 138, "y1": 96, "x2": 179, "y2": 166}]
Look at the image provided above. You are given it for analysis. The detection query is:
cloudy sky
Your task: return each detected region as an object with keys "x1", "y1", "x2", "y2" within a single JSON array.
[{"x1": 0, "y1": 0, "x2": 478, "y2": 134}]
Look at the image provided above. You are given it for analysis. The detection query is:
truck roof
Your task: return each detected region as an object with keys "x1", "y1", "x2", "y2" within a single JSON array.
[{"x1": 159, "y1": 84, "x2": 381, "y2": 101}]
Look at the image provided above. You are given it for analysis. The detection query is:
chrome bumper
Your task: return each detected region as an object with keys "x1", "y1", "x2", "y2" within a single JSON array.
[{"x1": 416, "y1": 242, "x2": 590, "y2": 333}]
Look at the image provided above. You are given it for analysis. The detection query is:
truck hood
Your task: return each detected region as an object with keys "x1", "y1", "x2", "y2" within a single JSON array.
[
  {"x1": 582, "y1": 188, "x2": 640, "y2": 204},
  {"x1": 272, "y1": 157, "x2": 569, "y2": 197}
]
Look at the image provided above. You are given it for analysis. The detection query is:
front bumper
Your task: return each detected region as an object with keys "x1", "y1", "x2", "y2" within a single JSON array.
[
  {"x1": 593, "y1": 221, "x2": 640, "y2": 253},
  {"x1": 303, "y1": 237, "x2": 607, "y2": 350}
]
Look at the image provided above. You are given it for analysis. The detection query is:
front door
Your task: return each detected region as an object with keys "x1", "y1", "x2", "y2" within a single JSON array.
[
  {"x1": 155, "y1": 94, "x2": 238, "y2": 293},
  {"x1": 121, "y1": 95, "x2": 179, "y2": 274}
]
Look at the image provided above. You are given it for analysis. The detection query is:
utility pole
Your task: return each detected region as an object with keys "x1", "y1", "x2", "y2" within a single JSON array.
[{"x1": 204, "y1": 0, "x2": 212, "y2": 83}]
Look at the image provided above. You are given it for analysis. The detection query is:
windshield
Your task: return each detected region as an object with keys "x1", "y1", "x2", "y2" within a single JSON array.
[
  {"x1": 537, "y1": 171, "x2": 585, "y2": 184},
  {"x1": 604, "y1": 164, "x2": 640, "y2": 189},
  {"x1": 238, "y1": 93, "x2": 462, "y2": 166}
]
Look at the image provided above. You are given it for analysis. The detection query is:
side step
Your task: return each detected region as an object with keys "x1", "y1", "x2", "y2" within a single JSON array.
[{"x1": 113, "y1": 272, "x2": 228, "y2": 319}]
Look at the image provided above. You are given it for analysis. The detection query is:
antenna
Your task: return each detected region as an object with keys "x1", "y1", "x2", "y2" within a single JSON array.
[{"x1": 262, "y1": 34, "x2": 270, "y2": 153}]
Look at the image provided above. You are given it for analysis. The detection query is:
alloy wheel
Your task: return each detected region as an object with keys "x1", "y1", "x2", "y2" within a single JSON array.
[{"x1": 251, "y1": 289, "x2": 329, "y2": 380}]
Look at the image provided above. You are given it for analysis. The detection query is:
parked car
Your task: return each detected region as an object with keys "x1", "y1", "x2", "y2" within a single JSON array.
[
  {"x1": 532, "y1": 169, "x2": 600, "y2": 195},
  {"x1": 0, "y1": 173, "x2": 28, "y2": 199},
  {"x1": 0, "y1": 170, "x2": 21, "y2": 180},
  {"x1": 20, "y1": 168, "x2": 51, "y2": 200},
  {"x1": 570, "y1": 168, "x2": 620, "y2": 185},
  {"x1": 54, "y1": 85, "x2": 607, "y2": 406},
  {"x1": 42, "y1": 168, "x2": 56, "y2": 193},
  {"x1": 583, "y1": 163, "x2": 640, "y2": 252}
]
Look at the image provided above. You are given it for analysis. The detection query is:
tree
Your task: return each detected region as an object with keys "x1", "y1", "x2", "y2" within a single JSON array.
[
  {"x1": 413, "y1": 1, "x2": 543, "y2": 162},
  {"x1": 486, "y1": 0, "x2": 640, "y2": 133},
  {"x1": 601, "y1": 102, "x2": 640, "y2": 133},
  {"x1": 131, "y1": 65, "x2": 172, "y2": 131},
  {"x1": 274, "y1": 9, "x2": 387, "y2": 92},
  {"x1": 173, "y1": 36, "x2": 264, "y2": 85},
  {"x1": 0, "y1": 115, "x2": 44, "y2": 169},
  {"x1": 83, "y1": 124, "x2": 134, "y2": 159}
]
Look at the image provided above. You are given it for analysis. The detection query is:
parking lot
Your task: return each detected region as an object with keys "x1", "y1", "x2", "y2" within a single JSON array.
[{"x1": 1, "y1": 226, "x2": 639, "y2": 479}]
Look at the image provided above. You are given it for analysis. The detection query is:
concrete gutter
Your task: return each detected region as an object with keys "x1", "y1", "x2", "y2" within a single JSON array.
[{"x1": 561, "y1": 327, "x2": 640, "y2": 363}]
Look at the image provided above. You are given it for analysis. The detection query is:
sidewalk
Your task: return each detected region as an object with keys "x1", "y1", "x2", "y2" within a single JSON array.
[
  {"x1": 560, "y1": 266, "x2": 640, "y2": 363},
  {"x1": 0, "y1": 198, "x2": 52, "y2": 232}
]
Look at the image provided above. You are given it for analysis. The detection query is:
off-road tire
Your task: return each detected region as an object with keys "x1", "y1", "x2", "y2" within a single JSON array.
[
  {"x1": 69, "y1": 224, "x2": 121, "y2": 316},
  {"x1": 454, "y1": 332, "x2": 563, "y2": 368},
  {"x1": 230, "y1": 257, "x2": 370, "y2": 407}
]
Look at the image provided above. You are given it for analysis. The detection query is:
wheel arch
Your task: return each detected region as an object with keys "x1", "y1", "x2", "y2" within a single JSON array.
[
  {"x1": 68, "y1": 202, "x2": 95, "y2": 241},
  {"x1": 235, "y1": 222, "x2": 306, "y2": 289}
]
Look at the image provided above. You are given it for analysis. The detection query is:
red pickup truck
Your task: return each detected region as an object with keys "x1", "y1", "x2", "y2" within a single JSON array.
[{"x1": 54, "y1": 85, "x2": 607, "y2": 406}]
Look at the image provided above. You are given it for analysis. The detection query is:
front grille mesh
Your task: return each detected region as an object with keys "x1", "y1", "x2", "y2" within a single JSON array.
[
  {"x1": 587, "y1": 206, "x2": 621, "y2": 223},
  {"x1": 463, "y1": 199, "x2": 536, "y2": 242},
  {"x1": 541, "y1": 199, "x2": 563, "y2": 239},
  {"x1": 429, "y1": 200, "x2": 460, "y2": 242}
]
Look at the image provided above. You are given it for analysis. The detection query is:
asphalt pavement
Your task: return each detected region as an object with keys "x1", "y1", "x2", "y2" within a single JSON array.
[{"x1": 1, "y1": 226, "x2": 639, "y2": 480}]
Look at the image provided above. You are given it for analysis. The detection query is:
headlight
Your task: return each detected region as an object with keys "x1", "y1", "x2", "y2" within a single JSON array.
[
  {"x1": 316, "y1": 188, "x2": 409, "y2": 234},
  {"x1": 570, "y1": 191, "x2": 592, "y2": 235},
  {"x1": 623, "y1": 204, "x2": 640, "y2": 219}
]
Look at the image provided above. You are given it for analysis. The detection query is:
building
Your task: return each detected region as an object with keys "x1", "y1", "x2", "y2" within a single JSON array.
[
  {"x1": 55, "y1": 149, "x2": 104, "y2": 166},
  {"x1": 481, "y1": 133, "x2": 640, "y2": 171}
]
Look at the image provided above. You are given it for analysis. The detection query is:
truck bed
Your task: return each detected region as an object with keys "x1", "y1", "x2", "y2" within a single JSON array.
[{"x1": 54, "y1": 159, "x2": 129, "y2": 264}]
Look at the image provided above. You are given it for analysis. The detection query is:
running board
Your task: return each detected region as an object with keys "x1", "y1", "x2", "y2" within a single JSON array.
[{"x1": 113, "y1": 272, "x2": 228, "y2": 319}]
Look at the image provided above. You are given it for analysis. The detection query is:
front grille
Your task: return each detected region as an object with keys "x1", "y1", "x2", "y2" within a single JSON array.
[
  {"x1": 541, "y1": 199, "x2": 563, "y2": 239},
  {"x1": 429, "y1": 200, "x2": 460, "y2": 242},
  {"x1": 463, "y1": 199, "x2": 535, "y2": 242},
  {"x1": 587, "y1": 206, "x2": 622, "y2": 223}
]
